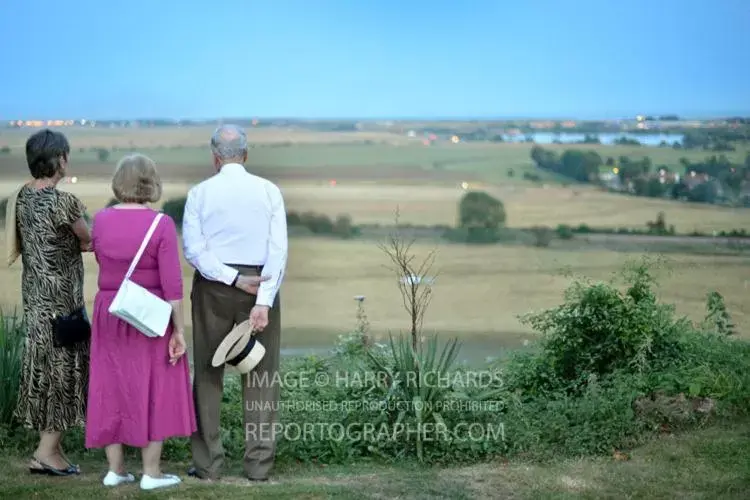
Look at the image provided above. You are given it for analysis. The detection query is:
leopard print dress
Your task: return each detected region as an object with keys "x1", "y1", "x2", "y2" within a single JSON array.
[{"x1": 13, "y1": 186, "x2": 89, "y2": 432}]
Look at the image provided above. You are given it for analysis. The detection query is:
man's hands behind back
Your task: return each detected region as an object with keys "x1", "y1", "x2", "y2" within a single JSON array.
[{"x1": 235, "y1": 274, "x2": 271, "y2": 295}]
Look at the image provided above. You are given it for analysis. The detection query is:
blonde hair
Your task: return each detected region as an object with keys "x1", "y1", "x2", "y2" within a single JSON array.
[{"x1": 111, "y1": 153, "x2": 162, "y2": 204}]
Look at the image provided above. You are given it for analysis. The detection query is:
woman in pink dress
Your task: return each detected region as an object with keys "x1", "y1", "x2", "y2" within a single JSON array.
[{"x1": 85, "y1": 153, "x2": 197, "y2": 490}]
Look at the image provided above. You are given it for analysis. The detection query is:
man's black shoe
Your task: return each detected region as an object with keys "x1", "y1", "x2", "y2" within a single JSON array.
[{"x1": 187, "y1": 467, "x2": 211, "y2": 480}]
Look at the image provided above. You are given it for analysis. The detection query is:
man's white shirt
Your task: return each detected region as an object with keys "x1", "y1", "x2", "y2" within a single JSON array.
[{"x1": 182, "y1": 163, "x2": 288, "y2": 307}]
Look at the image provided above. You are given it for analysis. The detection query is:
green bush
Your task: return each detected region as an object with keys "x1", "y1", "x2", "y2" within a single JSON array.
[
  {"x1": 332, "y1": 214, "x2": 359, "y2": 239},
  {"x1": 0, "y1": 197, "x2": 7, "y2": 220},
  {"x1": 161, "y1": 197, "x2": 187, "y2": 226},
  {"x1": 529, "y1": 226, "x2": 553, "y2": 247},
  {"x1": 0, "y1": 309, "x2": 24, "y2": 427},
  {"x1": 96, "y1": 148, "x2": 110, "y2": 162},
  {"x1": 286, "y1": 211, "x2": 302, "y2": 226},
  {"x1": 299, "y1": 211, "x2": 333, "y2": 234},
  {"x1": 286, "y1": 210, "x2": 359, "y2": 238},
  {"x1": 555, "y1": 224, "x2": 574, "y2": 240},
  {"x1": 517, "y1": 260, "x2": 687, "y2": 392},
  {"x1": 105, "y1": 198, "x2": 118, "y2": 208},
  {"x1": 0, "y1": 146, "x2": 10, "y2": 154},
  {"x1": 457, "y1": 191, "x2": 506, "y2": 243},
  {"x1": 703, "y1": 291, "x2": 735, "y2": 336}
]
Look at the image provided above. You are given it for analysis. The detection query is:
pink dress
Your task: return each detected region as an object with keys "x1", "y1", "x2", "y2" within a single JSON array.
[{"x1": 85, "y1": 207, "x2": 196, "y2": 449}]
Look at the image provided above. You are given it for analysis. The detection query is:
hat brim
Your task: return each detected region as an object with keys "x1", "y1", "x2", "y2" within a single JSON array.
[{"x1": 212, "y1": 320, "x2": 254, "y2": 368}]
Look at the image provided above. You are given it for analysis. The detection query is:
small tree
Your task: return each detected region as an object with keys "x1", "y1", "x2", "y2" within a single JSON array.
[
  {"x1": 377, "y1": 209, "x2": 437, "y2": 350},
  {"x1": 97, "y1": 148, "x2": 110, "y2": 162},
  {"x1": 704, "y1": 291, "x2": 735, "y2": 336},
  {"x1": 458, "y1": 191, "x2": 506, "y2": 243}
]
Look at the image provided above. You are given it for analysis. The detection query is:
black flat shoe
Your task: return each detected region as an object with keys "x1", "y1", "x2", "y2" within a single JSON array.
[{"x1": 29, "y1": 458, "x2": 78, "y2": 476}]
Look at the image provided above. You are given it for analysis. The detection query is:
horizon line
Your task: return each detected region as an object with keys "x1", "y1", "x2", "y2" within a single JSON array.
[{"x1": 4, "y1": 113, "x2": 750, "y2": 124}]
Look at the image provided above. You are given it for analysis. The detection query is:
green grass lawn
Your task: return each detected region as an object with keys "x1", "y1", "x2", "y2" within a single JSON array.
[{"x1": 1, "y1": 419, "x2": 748, "y2": 499}]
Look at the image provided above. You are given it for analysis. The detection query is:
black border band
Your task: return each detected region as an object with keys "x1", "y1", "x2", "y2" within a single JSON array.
[{"x1": 227, "y1": 337, "x2": 257, "y2": 366}]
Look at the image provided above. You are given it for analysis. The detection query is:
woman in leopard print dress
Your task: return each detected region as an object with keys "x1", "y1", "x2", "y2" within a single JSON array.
[{"x1": 13, "y1": 129, "x2": 92, "y2": 476}]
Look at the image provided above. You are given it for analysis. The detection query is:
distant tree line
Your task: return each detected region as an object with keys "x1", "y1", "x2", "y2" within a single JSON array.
[
  {"x1": 530, "y1": 145, "x2": 750, "y2": 206},
  {"x1": 681, "y1": 127, "x2": 750, "y2": 152},
  {"x1": 530, "y1": 145, "x2": 603, "y2": 182}
]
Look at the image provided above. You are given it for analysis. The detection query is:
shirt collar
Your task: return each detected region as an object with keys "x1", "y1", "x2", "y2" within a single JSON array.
[{"x1": 219, "y1": 163, "x2": 246, "y2": 175}]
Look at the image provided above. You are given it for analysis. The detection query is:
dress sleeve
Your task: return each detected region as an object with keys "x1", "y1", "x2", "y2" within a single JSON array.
[
  {"x1": 54, "y1": 192, "x2": 86, "y2": 227},
  {"x1": 157, "y1": 215, "x2": 183, "y2": 301}
]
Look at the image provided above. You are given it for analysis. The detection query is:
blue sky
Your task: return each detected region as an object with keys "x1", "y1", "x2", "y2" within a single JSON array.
[{"x1": 0, "y1": 0, "x2": 748, "y2": 120}]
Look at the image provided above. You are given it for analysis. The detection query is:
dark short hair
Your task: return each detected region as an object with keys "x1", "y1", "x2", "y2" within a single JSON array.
[{"x1": 25, "y1": 129, "x2": 71, "y2": 179}]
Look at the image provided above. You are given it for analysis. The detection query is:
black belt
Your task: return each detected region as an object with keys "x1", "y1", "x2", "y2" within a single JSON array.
[
  {"x1": 226, "y1": 263, "x2": 264, "y2": 270},
  {"x1": 226, "y1": 264, "x2": 263, "y2": 288}
]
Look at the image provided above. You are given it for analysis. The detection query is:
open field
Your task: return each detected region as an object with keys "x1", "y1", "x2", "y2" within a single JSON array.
[
  {"x1": 2, "y1": 127, "x2": 749, "y2": 232},
  {"x1": 2, "y1": 230, "x2": 749, "y2": 357},
  {"x1": 1, "y1": 127, "x2": 749, "y2": 357},
  {"x1": 1, "y1": 146, "x2": 750, "y2": 233},
  {"x1": 1, "y1": 418, "x2": 748, "y2": 498},
  {"x1": 3, "y1": 176, "x2": 749, "y2": 233},
  {"x1": 2, "y1": 126, "x2": 748, "y2": 182}
]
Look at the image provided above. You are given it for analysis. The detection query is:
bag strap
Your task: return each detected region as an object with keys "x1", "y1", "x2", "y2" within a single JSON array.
[{"x1": 124, "y1": 213, "x2": 163, "y2": 280}]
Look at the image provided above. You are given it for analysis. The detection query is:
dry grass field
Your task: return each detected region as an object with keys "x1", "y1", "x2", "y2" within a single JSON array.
[
  {"x1": 0, "y1": 126, "x2": 414, "y2": 149},
  {"x1": 1, "y1": 127, "x2": 749, "y2": 357},
  {"x1": 3, "y1": 177, "x2": 747, "y2": 234},
  {"x1": 1, "y1": 227, "x2": 748, "y2": 354}
]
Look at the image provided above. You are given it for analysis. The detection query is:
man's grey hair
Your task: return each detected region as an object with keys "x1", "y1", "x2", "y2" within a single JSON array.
[{"x1": 210, "y1": 124, "x2": 248, "y2": 162}]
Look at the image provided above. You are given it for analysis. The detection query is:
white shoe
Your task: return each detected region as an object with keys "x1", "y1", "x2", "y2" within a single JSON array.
[
  {"x1": 102, "y1": 470, "x2": 135, "y2": 486},
  {"x1": 140, "y1": 473, "x2": 181, "y2": 490}
]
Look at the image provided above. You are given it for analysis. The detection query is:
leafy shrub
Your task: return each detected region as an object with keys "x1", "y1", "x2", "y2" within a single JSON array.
[
  {"x1": 0, "y1": 309, "x2": 24, "y2": 427},
  {"x1": 286, "y1": 210, "x2": 359, "y2": 238},
  {"x1": 703, "y1": 291, "x2": 735, "y2": 336},
  {"x1": 96, "y1": 148, "x2": 110, "y2": 162},
  {"x1": 286, "y1": 211, "x2": 302, "y2": 226},
  {"x1": 332, "y1": 214, "x2": 359, "y2": 239},
  {"x1": 161, "y1": 197, "x2": 187, "y2": 226},
  {"x1": 299, "y1": 211, "x2": 334, "y2": 234},
  {"x1": 529, "y1": 226, "x2": 553, "y2": 247},
  {"x1": 454, "y1": 191, "x2": 506, "y2": 243},
  {"x1": 556, "y1": 224, "x2": 574, "y2": 240},
  {"x1": 517, "y1": 260, "x2": 687, "y2": 393},
  {"x1": 0, "y1": 197, "x2": 7, "y2": 220},
  {"x1": 0, "y1": 146, "x2": 10, "y2": 154}
]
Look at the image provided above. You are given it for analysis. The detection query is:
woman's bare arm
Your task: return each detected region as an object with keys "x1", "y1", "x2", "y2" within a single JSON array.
[
  {"x1": 169, "y1": 299, "x2": 185, "y2": 334},
  {"x1": 71, "y1": 217, "x2": 92, "y2": 250}
]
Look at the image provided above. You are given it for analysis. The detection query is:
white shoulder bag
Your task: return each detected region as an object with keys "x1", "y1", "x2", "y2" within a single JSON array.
[{"x1": 108, "y1": 213, "x2": 173, "y2": 337}]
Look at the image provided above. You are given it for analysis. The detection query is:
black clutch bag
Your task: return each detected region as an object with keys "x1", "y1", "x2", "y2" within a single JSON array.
[{"x1": 52, "y1": 306, "x2": 91, "y2": 348}]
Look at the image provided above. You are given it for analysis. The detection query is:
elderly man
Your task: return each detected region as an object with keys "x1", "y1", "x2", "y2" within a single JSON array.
[{"x1": 183, "y1": 124, "x2": 287, "y2": 482}]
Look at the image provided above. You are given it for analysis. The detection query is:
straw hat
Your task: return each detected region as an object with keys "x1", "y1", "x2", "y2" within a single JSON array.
[{"x1": 211, "y1": 320, "x2": 265, "y2": 374}]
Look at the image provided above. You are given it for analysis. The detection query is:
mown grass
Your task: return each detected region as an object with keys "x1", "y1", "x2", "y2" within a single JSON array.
[{"x1": 1, "y1": 419, "x2": 749, "y2": 499}]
